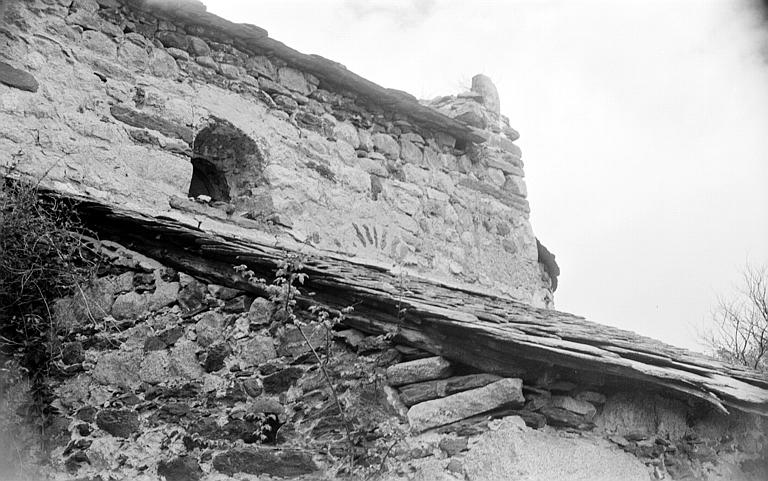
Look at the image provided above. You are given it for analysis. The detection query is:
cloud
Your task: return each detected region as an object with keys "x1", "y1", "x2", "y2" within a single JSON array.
[{"x1": 342, "y1": 0, "x2": 436, "y2": 27}]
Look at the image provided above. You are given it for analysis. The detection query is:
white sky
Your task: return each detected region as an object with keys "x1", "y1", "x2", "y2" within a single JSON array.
[{"x1": 205, "y1": 0, "x2": 768, "y2": 351}]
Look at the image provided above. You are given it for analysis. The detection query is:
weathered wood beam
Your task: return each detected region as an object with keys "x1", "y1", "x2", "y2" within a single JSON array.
[{"x1": 48, "y1": 191, "x2": 768, "y2": 417}]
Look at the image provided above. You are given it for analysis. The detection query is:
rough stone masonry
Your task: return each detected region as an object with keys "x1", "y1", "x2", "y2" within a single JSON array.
[
  {"x1": 2, "y1": 2, "x2": 768, "y2": 481},
  {"x1": 0, "y1": 0, "x2": 557, "y2": 308}
]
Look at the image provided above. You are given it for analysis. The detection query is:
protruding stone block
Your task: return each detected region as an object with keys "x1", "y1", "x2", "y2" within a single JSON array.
[
  {"x1": 386, "y1": 356, "x2": 452, "y2": 387},
  {"x1": 471, "y1": 74, "x2": 500, "y2": 115},
  {"x1": 407, "y1": 378, "x2": 524, "y2": 432}
]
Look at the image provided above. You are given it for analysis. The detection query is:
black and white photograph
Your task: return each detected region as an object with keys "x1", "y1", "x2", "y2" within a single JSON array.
[{"x1": 1, "y1": 0, "x2": 767, "y2": 479}]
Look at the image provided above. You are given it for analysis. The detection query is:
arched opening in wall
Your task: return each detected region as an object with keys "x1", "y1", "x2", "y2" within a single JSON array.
[
  {"x1": 187, "y1": 116, "x2": 264, "y2": 204},
  {"x1": 188, "y1": 157, "x2": 231, "y2": 202}
]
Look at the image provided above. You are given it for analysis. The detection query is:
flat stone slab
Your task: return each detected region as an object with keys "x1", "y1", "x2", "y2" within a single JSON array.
[
  {"x1": 0, "y1": 62, "x2": 38, "y2": 92},
  {"x1": 407, "y1": 378, "x2": 524, "y2": 432},
  {"x1": 386, "y1": 356, "x2": 452, "y2": 387},
  {"x1": 399, "y1": 373, "x2": 502, "y2": 406}
]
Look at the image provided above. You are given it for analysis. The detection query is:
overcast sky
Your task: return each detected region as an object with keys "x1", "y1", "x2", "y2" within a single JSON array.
[{"x1": 206, "y1": 0, "x2": 768, "y2": 351}]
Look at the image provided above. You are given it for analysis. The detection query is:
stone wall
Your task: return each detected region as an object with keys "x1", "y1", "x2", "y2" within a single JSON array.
[
  {"x1": 0, "y1": 239, "x2": 403, "y2": 479},
  {"x1": 1, "y1": 239, "x2": 763, "y2": 480},
  {"x1": 0, "y1": 0, "x2": 555, "y2": 307},
  {"x1": 2, "y1": 2, "x2": 768, "y2": 481}
]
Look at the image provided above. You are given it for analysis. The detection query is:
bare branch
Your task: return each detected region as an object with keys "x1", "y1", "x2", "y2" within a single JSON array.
[{"x1": 702, "y1": 264, "x2": 768, "y2": 372}]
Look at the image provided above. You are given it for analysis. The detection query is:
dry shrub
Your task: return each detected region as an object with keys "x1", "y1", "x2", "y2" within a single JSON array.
[{"x1": 0, "y1": 176, "x2": 97, "y2": 478}]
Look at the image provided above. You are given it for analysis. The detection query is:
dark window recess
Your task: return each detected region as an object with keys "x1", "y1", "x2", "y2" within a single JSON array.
[
  {"x1": 188, "y1": 157, "x2": 231, "y2": 202},
  {"x1": 536, "y1": 238, "x2": 560, "y2": 292}
]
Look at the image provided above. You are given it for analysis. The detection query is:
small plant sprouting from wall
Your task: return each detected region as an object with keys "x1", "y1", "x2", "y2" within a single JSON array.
[
  {"x1": 235, "y1": 256, "x2": 355, "y2": 448},
  {"x1": 236, "y1": 255, "x2": 409, "y2": 476}
]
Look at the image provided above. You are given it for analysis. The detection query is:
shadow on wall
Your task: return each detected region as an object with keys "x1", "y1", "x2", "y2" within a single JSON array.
[
  {"x1": 537, "y1": 239, "x2": 560, "y2": 291},
  {"x1": 189, "y1": 157, "x2": 231, "y2": 202}
]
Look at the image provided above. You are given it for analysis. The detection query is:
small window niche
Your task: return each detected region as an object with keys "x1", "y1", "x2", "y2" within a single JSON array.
[
  {"x1": 188, "y1": 157, "x2": 231, "y2": 202},
  {"x1": 187, "y1": 117, "x2": 264, "y2": 204}
]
